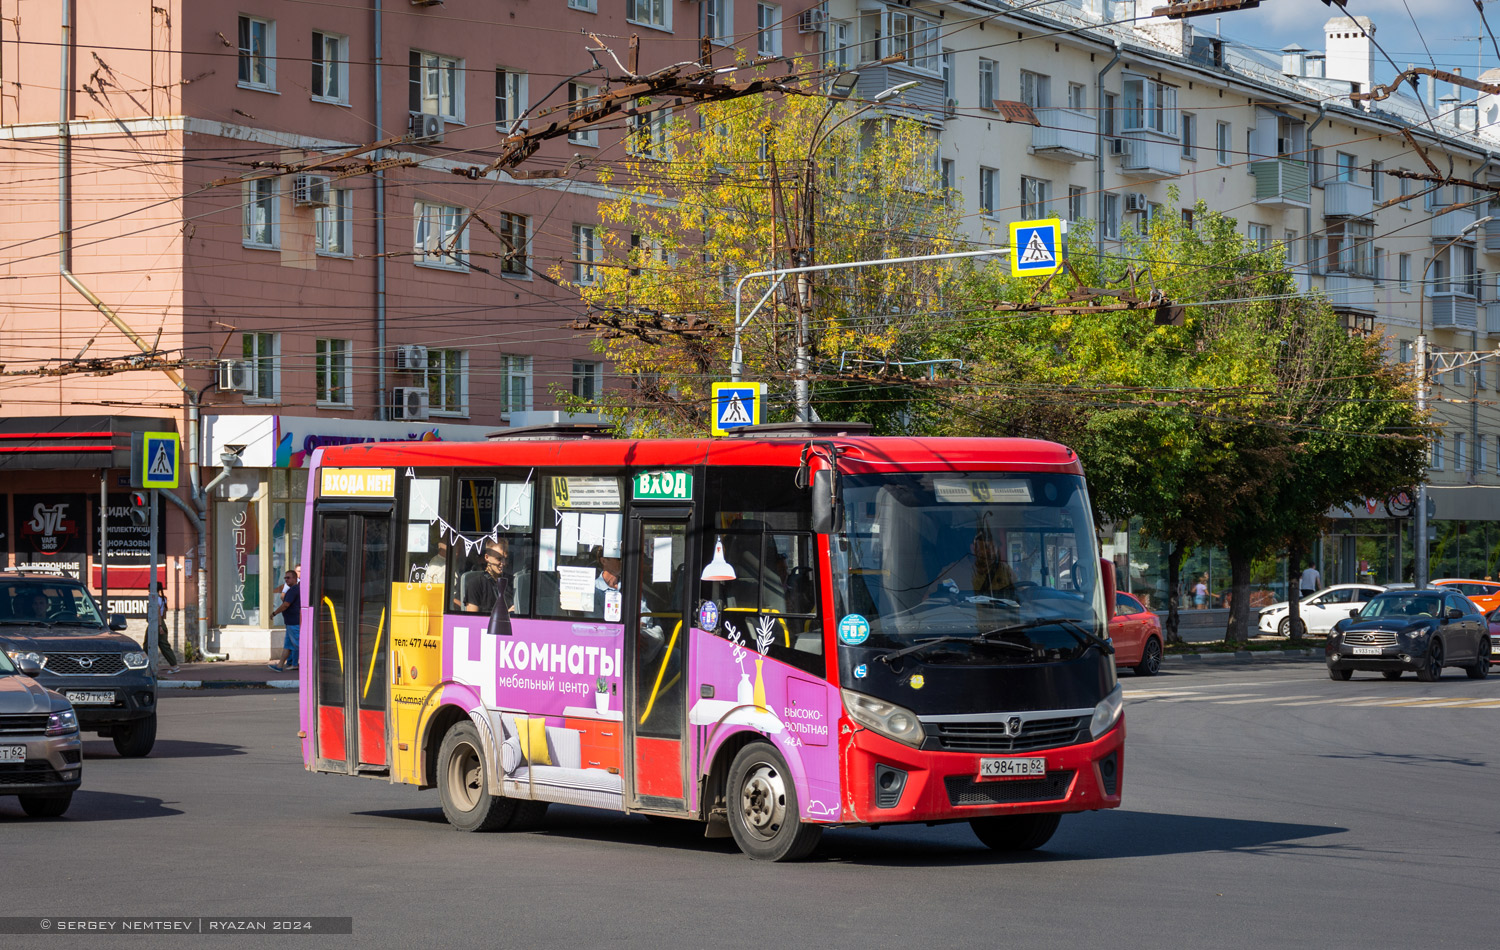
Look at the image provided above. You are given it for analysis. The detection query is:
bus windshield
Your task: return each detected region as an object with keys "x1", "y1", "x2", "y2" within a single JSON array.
[{"x1": 829, "y1": 471, "x2": 1104, "y2": 662}]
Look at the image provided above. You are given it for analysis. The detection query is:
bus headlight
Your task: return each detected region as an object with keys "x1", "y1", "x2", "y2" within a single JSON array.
[
  {"x1": 1089, "y1": 684, "x2": 1124, "y2": 739},
  {"x1": 841, "y1": 689, "x2": 925, "y2": 748}
]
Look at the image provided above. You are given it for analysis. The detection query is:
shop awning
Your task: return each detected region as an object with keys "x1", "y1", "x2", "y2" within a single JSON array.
[{"x1": 0, "y1": 415, "x2": 177, "y2": 471}]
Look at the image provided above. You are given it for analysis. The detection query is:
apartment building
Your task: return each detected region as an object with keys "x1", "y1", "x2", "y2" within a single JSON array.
[{"x1": 1, "y1": 1, "x2": 1496, "y2": 650}]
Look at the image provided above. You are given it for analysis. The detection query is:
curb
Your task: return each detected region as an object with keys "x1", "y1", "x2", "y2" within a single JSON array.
[
  {"x1": 159, "y1": 680, "x2": 299, "y2": 690},
  {"x1": 1165, "y1": 649, "x2": 1322, "y2": 665}
]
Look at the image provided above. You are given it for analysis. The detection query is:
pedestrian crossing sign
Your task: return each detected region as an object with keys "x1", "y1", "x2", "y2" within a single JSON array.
[
  {"x1": 710, "y1": 382, "x2": 763, "y2": 436},
  {"x1": 1009, "y1": 218, "x2": 1065, "y2": 277},
  {"x1": 134, "y1": 430, "x2": 180, "y2": 489}
]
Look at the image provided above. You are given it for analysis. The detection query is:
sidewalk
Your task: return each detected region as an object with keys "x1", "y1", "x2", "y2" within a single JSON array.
[{"x1": 156, "y1": 661, "x2": 300, "y2": 690}]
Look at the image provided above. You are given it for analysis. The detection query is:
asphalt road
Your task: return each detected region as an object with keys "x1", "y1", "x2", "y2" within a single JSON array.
[{"x1": 3, "y1": 662, "x2": 1495, "y2": 950}]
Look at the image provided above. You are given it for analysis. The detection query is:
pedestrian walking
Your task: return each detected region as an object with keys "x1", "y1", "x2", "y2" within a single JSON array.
[
  {"x1": 269, "y1": 568, "x2": 301, "y2": 672},
  {"x1": 1193, "y1": 574, "x2": 1208, "y2": 609},
  {"x1": 156, "y1": 591, "x2": 179, "y2": 674},
  {"x1": 1300, "y1": 563, "x2": 1321, "y2": 600}
]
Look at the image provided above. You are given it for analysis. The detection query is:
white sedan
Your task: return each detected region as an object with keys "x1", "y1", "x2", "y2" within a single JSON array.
[{"x1": 1257, "y1": 584, "x2": 1387, "y2": 636}]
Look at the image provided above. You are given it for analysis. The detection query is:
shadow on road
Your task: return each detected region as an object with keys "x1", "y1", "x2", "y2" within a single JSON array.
[
  {"x1": 0, "y1": 790, "x2": 183, "y2": 823},
  {"x1": 80, "y1": 738, "x2": 246, "y2": 760}
]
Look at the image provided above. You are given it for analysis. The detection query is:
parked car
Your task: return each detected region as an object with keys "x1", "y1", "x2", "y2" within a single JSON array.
[
  {"x1": 1257, "y1": 584, "x2": 1387, "y2": 637},
  {"x1": 0, "y1": 572, "x2": 157, "y2": 757},
  {"x1": 1328, "y1": 589, "x2": 1492, "y2": 682},
  {"x1": 1111, "y1": 592, "x2": 1164, "y2": 676},
  {"x1": 0, "y1": 648, "x2": 82, "y2": 817},
  {"x1": 1431, "y1": 579, "x2": 1500, "y2": 614},
  {"x1": 1487, "y1": 609, "x2": 1500, "y2": 666}
]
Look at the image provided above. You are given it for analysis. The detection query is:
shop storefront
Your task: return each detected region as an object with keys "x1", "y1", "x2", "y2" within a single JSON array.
[{"x1": 202, "y1": 415, "x2": 494, "y2": 659}]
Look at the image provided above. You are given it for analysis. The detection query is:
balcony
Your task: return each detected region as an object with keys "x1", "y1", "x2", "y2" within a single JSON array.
[
  {"x1": 1030, "y1": 108, "x2": 1097, "y2": 162},
  {"x1": 1115, "y1": 132, "x2": 1181, "y2": 178},
  {"x1": 1484, "y1": 301, "x2": 1500, "y2": 335},
  {"x1": 1429, "y1": 292, "x2": 1478, "y2": 329},
  {"x1": 1322, "y1": 273, "x2": 1376, "y2": 314},
  {"x1": 1322, "y1": 180, "x2": 1374, "y2": 219},
  {"x1": 1484, "y1": 218, "x2": 1500, "y2": 254},
  {"x1": 1251, "y1": 160, "x2": 1310, "y2": 209},
  {"x1": 852, "y1": 67, "x2": 947, "y2": 120},
  {"x1": 1430, "y1": 205, "x2": 1480, "y2": 240}
]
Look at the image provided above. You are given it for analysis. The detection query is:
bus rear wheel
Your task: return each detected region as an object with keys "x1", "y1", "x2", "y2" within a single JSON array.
[
  {"x1": 726, "y1": 743, "x2": 822, "y2": 862},
  {"x1": 970, "y1": 812, "x2": 1061, "y2": 852},
  {"x1": 438, "y1": 722, "x2": 517, "y2": 832}
]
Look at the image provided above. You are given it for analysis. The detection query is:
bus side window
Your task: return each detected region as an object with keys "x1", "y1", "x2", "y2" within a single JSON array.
[{"x1": 402, "y1": 476, "x2": 450, "y2": 588}]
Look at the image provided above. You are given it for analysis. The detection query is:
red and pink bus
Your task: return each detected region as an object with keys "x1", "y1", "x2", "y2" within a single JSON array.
[{"x1": 298, "y1": 424, "x2": 1124, "y2": 860}]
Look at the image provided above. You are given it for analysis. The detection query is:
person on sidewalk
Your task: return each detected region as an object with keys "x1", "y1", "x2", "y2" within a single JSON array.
[
  {"x1": 269, "y1": 568, "x2": 301, "y2": 672},
  {"x1": 156, "y1": 591, "x2": 179, "y2": 675},
  {"x1": 1300, "y1": 563, "x2": 1321, "y2": 600}
]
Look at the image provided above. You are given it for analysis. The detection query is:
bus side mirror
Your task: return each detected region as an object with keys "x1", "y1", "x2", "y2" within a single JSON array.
[
  {"x1": 811, "y1": 468, "x2": 843, "y2": 535},
  {"x1": 1100, "y1": 558, "x2": 1116, "y2": 613}
]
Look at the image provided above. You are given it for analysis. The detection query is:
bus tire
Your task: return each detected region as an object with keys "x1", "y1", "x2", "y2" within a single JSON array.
[
  {"x1": 970, "y1": 812, "x2": 1062, "y2": 852},
  {"x1": 438, "y1": 722, "x2": 516, "y2": 832},
  {"x1": 726, "y1": 742, "x2": 822, "y2": 862},
  {"x1": 508, "y1": 800, "x2": 549, "y2": 831}
]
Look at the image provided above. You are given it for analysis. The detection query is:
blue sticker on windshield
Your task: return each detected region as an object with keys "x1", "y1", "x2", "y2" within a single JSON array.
[
  {"x1": 698, "y1": 600, "x2": 720, "y2": 632},
  {"x1": 838, "y1": 614, "x2": 870, "y2": 645},
  {"x1": 853, "y1": 664, "x2": 867, "y2": 679}
]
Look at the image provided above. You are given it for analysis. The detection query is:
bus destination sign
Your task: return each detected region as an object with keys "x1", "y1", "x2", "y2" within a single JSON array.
[
  {"x1": 321, "y1": 467, "x2": 397, "y2": 498},
  {"x1": 633, "y1": 470, "x2": 693, "y2": 502}
]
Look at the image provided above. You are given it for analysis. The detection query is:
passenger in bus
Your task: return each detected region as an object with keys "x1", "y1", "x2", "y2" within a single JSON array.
[
  {"x1": 933, "y1": 525, "x2": 1017, "y2": 599},
  {"x1": 460, "y1": 539, "x2": 514, "y2": 636}
]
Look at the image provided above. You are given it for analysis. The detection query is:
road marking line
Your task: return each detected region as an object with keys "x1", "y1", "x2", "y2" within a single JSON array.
[
  {"x1": 1277, "y1": 697, "x2": 1384, "y2": 706},
  {"x1": 1215, "y1": 695, "x2": 1317, "y2": 704},
  {"x1": 1155, "y1": 692, "x2": 1262, "y2": 702}
]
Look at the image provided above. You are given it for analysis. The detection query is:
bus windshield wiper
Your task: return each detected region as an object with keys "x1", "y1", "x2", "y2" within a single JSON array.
[
  {"x1": 980, "y1": 617, "x2": 1114, "y2": 655},
  {"x1": 876, "y1": 633, "x2": 1035, "y2": 665}
]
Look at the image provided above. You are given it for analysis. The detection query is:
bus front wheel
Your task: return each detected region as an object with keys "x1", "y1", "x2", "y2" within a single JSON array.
[
  {"x1": 438, "y1": 722, "x2": 517, "y2": 832},
  {"x1": 726, "y1": 742, "x2": 822, "y2": 862},
  {"x1": 970, "y1": 812, "x2": 1061, "y2": 852}
]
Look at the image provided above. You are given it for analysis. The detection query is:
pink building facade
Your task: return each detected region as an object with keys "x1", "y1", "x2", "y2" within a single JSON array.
[{"x1": 0, "y1": 0, "x2": 809, "y2": 658}]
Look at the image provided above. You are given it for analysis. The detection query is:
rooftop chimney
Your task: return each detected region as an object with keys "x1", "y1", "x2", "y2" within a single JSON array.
[
  {"x1": 1324, "y1": 16, "x2": 1376, "y2": 98},
  {"x1": 1281, "y1": 44, "x2": 1307, "y2": 78}
]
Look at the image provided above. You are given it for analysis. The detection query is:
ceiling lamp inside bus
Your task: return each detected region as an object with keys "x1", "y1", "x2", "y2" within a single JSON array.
[{"x1": 701, "y1": 537, "x2": 736, "y2": 582}]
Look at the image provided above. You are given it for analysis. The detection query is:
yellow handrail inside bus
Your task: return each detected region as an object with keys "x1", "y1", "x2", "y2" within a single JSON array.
[
  {"x1": 638, "y1": 617, "x2": 683, "y2": 725},
  {"x1": 322, "y1": 596, "x2": 344, "y2": 672},
  {"x1": 362, "y1": 607, "x2": 386, "y2": 700}
]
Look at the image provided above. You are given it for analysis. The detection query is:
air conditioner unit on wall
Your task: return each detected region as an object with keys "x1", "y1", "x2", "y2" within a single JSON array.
[
  {"x1": 217, "y1": 359, "x2": 255, "y2": 393},
  {"x1": 1124, "y1": 192, "x2": 1149, "y2": 212},
  {"x1": 394, "y1": 344, "x2": 429, "y2": 372},
  {"x1": 292, "y1": 174, "x2": 331, "y2": 207},
  {"x1": 391, "y1": 387, "x2": 431, "y2": 421},
  {"x1": 407, "y1": 111, "x2": 444, "y2": 143},
  {"x1": 798, "y1": 9, "x2": 827, "y2": 33},
  {"x1": 1108, "y1": 137, "x2": 1126, "y2": 155}
]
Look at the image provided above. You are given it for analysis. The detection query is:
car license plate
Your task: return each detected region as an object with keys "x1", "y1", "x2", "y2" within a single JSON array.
[
  {"x1": 979, "y1": 757, "x2": 1046, "y2": 779},
  {"x1": 66, "y1": 690, "x2": 115, "y2": 705},
  {"x1": 1, "y1": 745, "x2": 25, "y2": 762},
  {"x1": 1352, "y1": 646, "x2": 1382, "y2": 656}
]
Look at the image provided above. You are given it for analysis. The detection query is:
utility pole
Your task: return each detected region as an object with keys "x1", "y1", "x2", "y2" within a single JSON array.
[{"x1": 1414, "y1": 333, "x2": 1429, "y2": 589}]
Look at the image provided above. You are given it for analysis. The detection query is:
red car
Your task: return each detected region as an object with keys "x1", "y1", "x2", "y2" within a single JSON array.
[{"x1": 1112, "y1": 592, "x2": 1164, "y2": 676}]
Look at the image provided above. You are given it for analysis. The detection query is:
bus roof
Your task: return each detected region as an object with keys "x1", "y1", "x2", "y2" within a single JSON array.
[{"x1": 314, "y1": 435, "x2": 1085, "y2": 476}]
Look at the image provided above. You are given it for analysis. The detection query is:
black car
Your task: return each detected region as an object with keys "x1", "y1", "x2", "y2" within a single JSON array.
[
  {"x1": 0, "y1": 573, "x2": 157, "y2": 756},
  {"x1": 1328, "y1": 589, "x2": 1493, "y2": 682}
]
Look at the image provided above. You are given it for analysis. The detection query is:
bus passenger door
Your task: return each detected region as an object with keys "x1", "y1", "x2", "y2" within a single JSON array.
[
  {"x1": 626, "y1": 513, "x2": 691, "y2": 812},
  {"x1": 313, "y1": 506, "x2": 393, "y2": 775}
]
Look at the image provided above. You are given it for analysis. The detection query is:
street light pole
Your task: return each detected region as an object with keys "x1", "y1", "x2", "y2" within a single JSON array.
[{"x1": 1413, "y1": 214, "x2": 1492, "y2": 587}]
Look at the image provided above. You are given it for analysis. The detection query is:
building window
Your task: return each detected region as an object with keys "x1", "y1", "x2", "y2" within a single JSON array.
[
  {"x1": 413, "y1": 201, "x2": 469, "y2": 270},
  {"x1": 495, "y1": 68, "x2": 528, "y2": 130},
  {"x1": 314, "y1": 187, "x2": 352, "y2": 257},
  {"x1": 243, "y1": 177, "x2": 278, "y2": 249},
  {"x1": 1432, "y1": 434, "x2": 1444, "y2": 471},
  {"x1": 237, "y1": 16, "x2": 275, "y2": 90},
  {"x1": 703, "y1": 0, "x2": 733, "y2": 46},
  {"x1": 1283, "y1": 229, "x2": 1299, "y2": 265},
  {"x1": 568, "y1": 0, "x2": 596, "y2": 10},
  {"x1": 1101, "y1": 92, "x2": 1117, "y2": 138},
  {"x1": 1121, "y1": 75, "x2": 1177, "y2": 135},
  {"x1": 499, "y1": 212, "x2": 528, "y2": 276},
  {"x1": 409, "y1": 51, "x2": 462, "y2": 121},
  {"x1": 628, "y1": 101, "x2": 670, "y2": 158},
  {"x1": 1370, "y1": 160, "x2": 1383, "y2": 201},
  {"x1": 1067, "y1": 82, "x2": 1086, "y2": 110},
  {"x1": 1248, "y1": 223, "x2": 1271, "y2": 252},
  {"x1": 1327, "y1": 221, "x2": 1375, "y2": 277},
  {"x1": 1181, "y1": 113, "x2": 1196, "y2": 159},
  {"x1": 1021, "y1": 177, "x2": 1051, "y2": 218},
  {"x1": 1182, "y1": 207, "x2": 1196, "y2": 228},
  {"x1": 1399, "y1": 175, "x2": 1411, "y2": 208},
  {"x1": 1455, "y1": 432, "x2": 1467, "y2": 474},
  {"x1": 573, "y1": 225, "x2": 601, "y2": 284},
  {"x1": 501, "y1": 355, "x2": 533, "y2": 413},
  {"x1": 978, "y1": 58, "x2": 998, "y2": 110},
  {"x1": 242, "y1": 332, "x2": 278, "y2": 402},
  {"x1": 858, "y1": 7, "x2": 938, "y2": 72},
  {"x1": 1477, "y1": 434, "x2": 1488, "y2": 474},
  {"x1": 314, "y1": 339, "x2": 351, "y2": 406},
  {"x1": 311, "y1": 31, "x2": 347, "y2": 102},
  {"x1": 979, "y1": 167, "x2": 997, "y2": 217},
  {"x1": 1068, "y1": 185, "x2": 1086, "y2": 223},
  {"x1": 941, "y1": 52, "x2": 955, "y2": 103},
  {"x1": 1399, "y1": 253, "x2": 1411, "y2": 292},
  {"x1": 757, "y1": 3, "x2": 781, "y2": 56},
  {"x1": 572, "y1": 360, "x2": 604, "y2": 402},
  {"x1": 1103, "y1": 193, "x2": 1121, "y2": 239},
  {"x1": 1336, "y1": 152, "x2": 1357, "y2": 182},
  {"x1": 426, "y1": 349, "x2": 467, "y2": 416},
  {"x1": 940, "y1": 159, "x2": 955, "y2": 195},
  {"x1": 627, "y1": 0, "x2": 669, "y2": 30},
  {"x1": 568, "y1": 82, "x2": 599, "y2": 146},
  {"x1": 830, "y1": 20, "x2": 855, "y2": 72},
  {"x1": 1019, "y1": 70, "x2": 1050, "y2": 109},
  {"x1": 1216, "y1": 122, "x2": 1231, "y2": 165}
]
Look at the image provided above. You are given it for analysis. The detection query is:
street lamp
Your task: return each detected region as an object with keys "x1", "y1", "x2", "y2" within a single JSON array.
[{"x1": 1413, "y1": 213, "x2": 1493, "y2": 588}]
